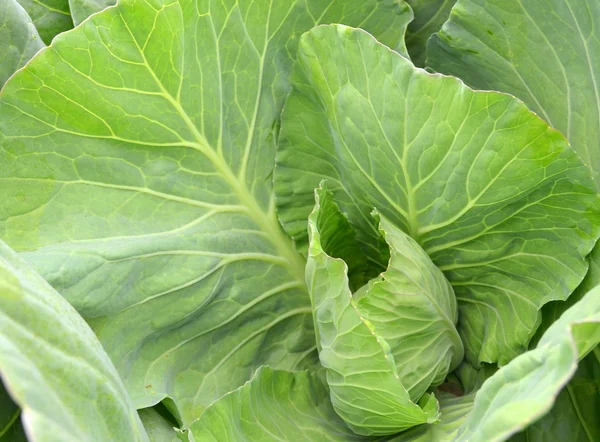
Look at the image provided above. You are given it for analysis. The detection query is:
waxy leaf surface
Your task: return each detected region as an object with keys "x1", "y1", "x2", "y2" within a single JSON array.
[
  {"x1": 275, "y1": 25, "x2": 599, "y2": 366},
  {"x1": 0, "y1": 0, "x2": 411, "y2": 426}
]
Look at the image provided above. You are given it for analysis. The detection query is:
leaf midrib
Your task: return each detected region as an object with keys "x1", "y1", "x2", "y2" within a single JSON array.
[{"x1": 119, "y1": 10, "x2": 305, "y2": 283}]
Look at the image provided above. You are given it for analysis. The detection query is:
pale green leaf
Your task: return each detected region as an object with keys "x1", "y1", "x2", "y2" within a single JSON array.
[
  {"x1": 454, "y1": 286, "x2": 600, "y2": 441},
  {"x1": 0, "y1": 241, "x2": 148, "y2": 442},
  {"x1": 357, "y1": 212, "x2": 464, "y2": 401},
  {"x1": 405, "y1": 0, "x2": 456, "y2": 66},
  {"x1": 510, "y1": 348, "x2": 600, "y2": 442},
  {"x1": 15, "y1": 0, "x2": 73, "y2": 44},
  {"x1": 0, "y1": 0, "x2": 44, "y2": 88},
  {"x1": 274, "y1": 24, "x2": 599, "y2": 366},
  {"x1": 306, "y1": 185, "x2": 441, "y2": 436},
  {"x1": 68, "y1": 0, "x2": 114, "y2": 25},
  {"x1": 427, "y1": 0, "x2": 600, "y2": 190},
  {"x1": 190, "y1": 367, "x2": 363, "y2": 442},
  {"x1": 0, "y1": 0, "x2": 412, "y2": 427}
]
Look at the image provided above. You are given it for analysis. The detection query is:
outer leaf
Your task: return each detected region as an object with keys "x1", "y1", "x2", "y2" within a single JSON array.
[
  {"x1": 15, "y1": 0, "x2": 72, "y2": 44},
  {"x1": 511, "y1": 348, "x2": 600, "y2": 442},
  {"x1": 0, "y1": 0, "x2": 412, "y2": 427},
  {"x1": 274, "y1": 24, "x2": 599, "y2": 366},
  {"x1": 69, "y1": 0, "x2": 114, "y2": 25},
  {"x1": 0, "y1": 241, "x2": 148, "y2": 442},
  {"x1": 190, "y1": 367, "x2": 364, "y2": 442},
  {"x1": 405, "y1": 0, "x2": 456, "y2": 66},
  {"x1": 0, "y1": 0, "x2": 44, "y2": 88},
  {"x1": 454, "y1": 285, "x2": 600, "y2": 441},
  {"x1": 357, "y1": 212, "x2": 464, "y2": 401},
  {"x1": 307, "y1": 185, "x2": 440, "y2": 436},
  {"x1": 427, "y1": 0, "x2": 600, "y2": 190}
]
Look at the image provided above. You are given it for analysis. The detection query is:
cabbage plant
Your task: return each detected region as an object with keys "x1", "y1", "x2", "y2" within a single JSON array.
[{"x1": 0, "y1": 0, "x2": 599, "y2": 441}]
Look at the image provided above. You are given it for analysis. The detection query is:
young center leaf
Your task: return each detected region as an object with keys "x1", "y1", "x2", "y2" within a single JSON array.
[
  {"x1": 305, "y1": 184, "x2": 465, "y2": 435},
  {"x1": 274, "y1": 24, "x2": 600, "y2": 366},
  {"x1": 0, "y1": 241, "x2": 149, "y2": 442},
  {"x1": 0, "y1": 0, "x2": 412, "y2": 427}
]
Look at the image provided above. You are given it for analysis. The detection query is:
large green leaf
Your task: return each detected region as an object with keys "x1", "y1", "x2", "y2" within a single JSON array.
[
  {"x1": 0, "y1": 0, "x2": 44, "y2": 88},
  {"x1": 427, "y1": 0, "x2": 600, "y2": 190},
  {"x1": 453, "y1": 285, "x2": 600, "y2": 441},
  {"x1": 274, "y1": 24, "x2": 600, "y2": 366},
  {"x1": 15, "y1": 0, "x2": 73, "y2": 44},
  {"x1": 0, "y1": 241, "x2": 148, "y2": 442},
  {"x1": 306, "y1": 184, "x2": 456, "y2": 435},
  {"x1": 0, "y1": 0, "x2": 412, "y2": 427},
  {"x1": 405, "y1": 0, "x2": 456, "y2": 66},
  {"x1": 68, "y1": 0, "x2": 114, "y2": 25},
  {"x1": 190, "y1": 366, "x2": 364, "y2": 441}
]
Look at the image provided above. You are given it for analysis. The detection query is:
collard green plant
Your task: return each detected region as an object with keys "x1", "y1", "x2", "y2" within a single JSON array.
[
  {"x1": 1, "y1": 0, "x2": 600, "y2": 441},
  {"x1": 0, "y1": 0, "x2": 411, "y2": 431}
]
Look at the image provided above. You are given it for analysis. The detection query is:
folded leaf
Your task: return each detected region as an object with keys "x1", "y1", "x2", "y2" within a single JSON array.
[
  {"x1": 307, "y1": 185, "x2": 447, "y2": 435},
  {"x1": 357, "y1": 211, "x2": 464, "y2": 401},
  {"x1": 190, "y1": 366, "x2": 363, "y2": 442},
  {"x1": 15, "y1": 0, "x2": 73, "y2": 44},
  {"x1": 274, "y1": 24, "x2": 600, "y2": 366},
  {"x1": 0, "y1": 0, "x2": 44, "y2": 87},
  {"x1": 0, "y1": 0, "x2": 412, "y2": 427},
  {"x1": 454, "y1": 285, "x2": 600, "y2": 441},
  {"x1": 0, "y1": 241, "x2": 148, "y2": 442}
]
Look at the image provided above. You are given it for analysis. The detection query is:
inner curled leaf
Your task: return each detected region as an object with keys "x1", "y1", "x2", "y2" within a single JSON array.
[{"x1": 306, "y1": 183, "x2": 463, "y2": 436}]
